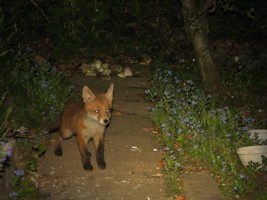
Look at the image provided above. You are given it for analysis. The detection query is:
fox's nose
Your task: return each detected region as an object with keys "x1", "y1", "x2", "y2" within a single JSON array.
[{"x1": 103, "y1": 119, "x2": 109, "y2": 124}]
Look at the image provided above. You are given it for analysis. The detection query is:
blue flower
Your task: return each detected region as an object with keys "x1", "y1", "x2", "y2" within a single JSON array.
[
  {"x1": 69, "y1": 85, "x2": 76, "y2": 90},
  {"x1": 171, "y1": 108, "x2": 177, "y2": 114},
  {"x1": 9, "y1": 192, "x2": 18, "y2": 198},
  {"x1": 26, "y1": 47, "x2": 32, "y2": 52},
  {"x1": 6, "y1": 144, "x2": 13, "y2": 157},
  {"x1": 165, "y1": 133, "x2": 171, "y2": 137},
  {"x1": 239, "y1": 174, "x2": 246, "y2": 180},
  {"x1": 145, "y1": 89, "x2": 150, "y2": 95},
  {"x1": 166, "y1": 70, "x2": 173, "y2": 75},
  {"x1": 220, "y1": 113, "x2": 227, "y2": 124},
  {"x1": 191, "y1": 100, "x2": 197, "y2": 105},
  {"x1": 0, "y1": 156, "x2": 7, "y2": 163},
  {"x1": 163, "y1": 146, "x2": 170, "y2": 151},
  {"x1": 186, "y1": 80, "x2": 193, "y2": 85},
  {"x1": 175, "y1": 79, "x2": 181, "y2": 84},
  {"x1": 207, "y1": 94, "x2": 212, "y2": 98},
  {"x1": 180, "y1": 117, "x2": 189, "y2": 124},
  {"x1": 222, "y1": 168, "x2": 228, "y2": 172},
  {"x1": 50, "y1": 106, "x2": 56, "y2": 111},
  {"x1": 147, "y1": 107, "x2": 152, "y2": 111},
  {"x1": 161, "y1": 123, "x2": 167, "y2": 128},
  {"x1": 164, "y1": 90, "x2": 170, "y2": 97},
  {"x1": 50, "y1": 94, "x2": 56, "y2": 99},
  {"x1": 40, "y1": 79, "x2": 47, "y2": 88},
  {"x1": 13, "y1": 169, "x2": 24, "y2": 177}
]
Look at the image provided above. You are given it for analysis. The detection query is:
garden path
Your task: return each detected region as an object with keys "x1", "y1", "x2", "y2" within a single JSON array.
[{"x1": 37, "y1": 65, "x2": 167, "y2": 199}]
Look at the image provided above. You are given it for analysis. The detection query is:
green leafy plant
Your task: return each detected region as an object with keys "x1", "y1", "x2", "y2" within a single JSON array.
[
  {"x1": 8, "y1": 168, "x2": 39, "y2": 199},
  {"x1": 0, "y1": 47, "x2": 75, "y2": 174},
  {"x1": 0, "y1": 49, "x2": 75, "y2": 129},
  {"x1": 26, "y1": 143, "x2": 46, "y2": 172}
]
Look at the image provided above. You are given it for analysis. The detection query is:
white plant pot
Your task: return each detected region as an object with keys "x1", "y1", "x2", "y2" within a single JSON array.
[
  {"x1": 249, "y1": 129, "x2": 267, "y2": 143},
  {"x1": 236, "y1": 145, "x2": 267, "y2": 170}
]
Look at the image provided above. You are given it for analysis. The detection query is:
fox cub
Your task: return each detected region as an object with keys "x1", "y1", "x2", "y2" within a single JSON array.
[{"x1": 54, "y1": 84, "x2": 114, "y2": 171}]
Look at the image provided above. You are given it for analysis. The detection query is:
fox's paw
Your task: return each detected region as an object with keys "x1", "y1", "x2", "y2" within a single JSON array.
[
  {"x1": 83, "y1": 163, "x2": 93, "y2": 171},
  {"x1": 97, "y1": 161, "x2": 106, "y2": 170},
  {"x1": 54, "y1": 148, "x2": 63, "y2": 156}
]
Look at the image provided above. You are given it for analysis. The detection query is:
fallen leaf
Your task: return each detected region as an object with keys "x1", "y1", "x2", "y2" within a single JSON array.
[
  {"x1": 114, "y1": 110, "x2": 123, "y2": 115},
  {"x1": 174, "y1": 143, "x2": 181, "y2": 149},
  {"x1": 139, "y1": 57, "x2": 151, "y2": 65},
  {"x1": 158, "y1": 160, "x2": 165, "y2": 166},
  {"x1": 154, "y1": 127, "x2": 159, "y2": 132},
  {"x1": 32, "y1": 55, "x2": 47, "y2": 64},
  {"x1": 143, "y1": 127, "x2": 153, "y2": 132},
  {"x1": 151, "y1": 173, "x2": 164, "y2": 177},
  {"x1": 176, "y1": 195, "x2": 185, "y2": 200}
]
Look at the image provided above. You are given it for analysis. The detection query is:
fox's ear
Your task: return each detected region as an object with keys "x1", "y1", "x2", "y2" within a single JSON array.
[
  {"x1": 82, "y1": 86, "x2": 96, "y2": 103},
  {"x1": 105, "y1": 84, "x2": 114, "y2": 101}
]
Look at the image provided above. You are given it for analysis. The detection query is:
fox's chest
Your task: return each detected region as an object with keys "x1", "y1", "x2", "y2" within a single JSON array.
[{"x1": 82, "y1": 118, "x2": 105, "y2": 137}]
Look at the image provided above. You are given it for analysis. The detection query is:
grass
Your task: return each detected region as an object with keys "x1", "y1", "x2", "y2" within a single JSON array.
[{"x1": 146, "y1": 67, "x2": 267, "y2": 199}]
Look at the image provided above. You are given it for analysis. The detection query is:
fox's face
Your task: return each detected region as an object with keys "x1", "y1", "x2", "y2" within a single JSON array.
[{"x1": 83, "y1": 84, "x2": 114, "y2": 126}]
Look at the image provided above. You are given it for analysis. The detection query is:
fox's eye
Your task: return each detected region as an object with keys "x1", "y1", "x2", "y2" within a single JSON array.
[
  {"x1": 95, "y1": 109, "x2": 99, "y2": 114},
  {"x1": 106, "y1": 109, "x2": 110, "y2": 113}
]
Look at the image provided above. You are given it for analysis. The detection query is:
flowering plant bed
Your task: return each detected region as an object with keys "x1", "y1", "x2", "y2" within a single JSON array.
[{"x1": 146, "y1": 68, "x2": 267, "y2": 199}]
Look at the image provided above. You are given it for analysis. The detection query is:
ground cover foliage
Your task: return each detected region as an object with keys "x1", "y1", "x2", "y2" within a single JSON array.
[
  {"x1": 0, "y1": 0, "x2": 267, "y2": 199},
  {"x1": 0, "y1": 2, "x2": 75, "y2": 197},
  {"x1": 0, "y1": 44, "x2": 74, "y2": 199},
  {"x1": 146, "y1": 68, "x2": 267, "y2": 199}
]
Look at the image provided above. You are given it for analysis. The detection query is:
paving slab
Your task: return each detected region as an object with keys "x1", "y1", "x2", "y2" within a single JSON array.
[{"x1": 183, "y1": 172, "x2": 224, "y2": 200}]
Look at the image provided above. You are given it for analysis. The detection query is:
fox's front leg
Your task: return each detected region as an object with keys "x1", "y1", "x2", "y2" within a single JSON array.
[
  {"x1": 94, "y1": 133, "x2": 106, "y2": 170},
  {"x1": 76, "y1": 134, "x2": 93, "y2": 171}
]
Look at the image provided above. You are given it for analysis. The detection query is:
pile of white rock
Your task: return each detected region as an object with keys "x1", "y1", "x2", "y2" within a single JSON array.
[{"x1": 81, "y1": 60, "x2": 133, "y2": 79}]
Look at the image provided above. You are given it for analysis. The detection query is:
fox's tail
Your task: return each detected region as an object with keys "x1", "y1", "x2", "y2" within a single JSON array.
[{"x1": 47, "y1": 120, "x2": 60, "y2": 133}]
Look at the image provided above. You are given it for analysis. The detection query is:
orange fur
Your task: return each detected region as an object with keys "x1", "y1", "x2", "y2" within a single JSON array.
[{"x1": 54, "y1": 84, "x2": 114, "y2": 171}]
